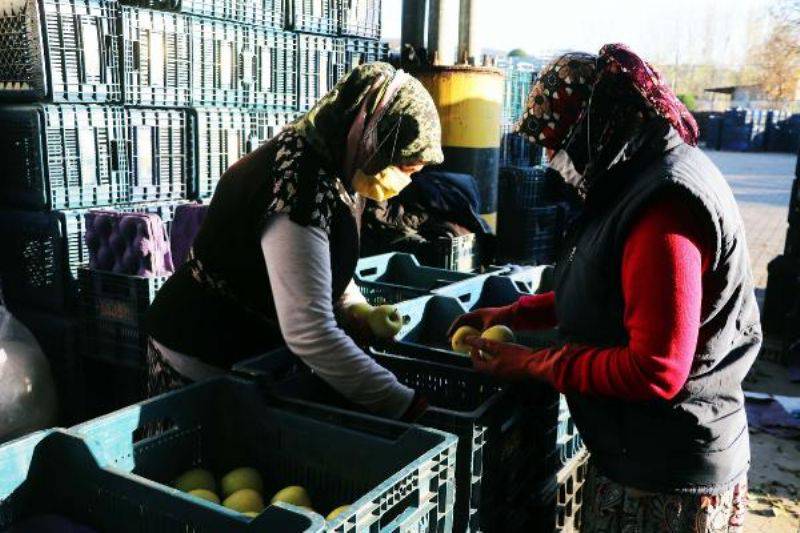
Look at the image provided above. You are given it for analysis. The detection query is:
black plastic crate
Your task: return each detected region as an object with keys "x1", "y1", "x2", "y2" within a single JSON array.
[
  {"x1": 0, "y1": 209, "x2": 88, "y2": 311},
  {"x1": 0, "y1": 104, "x2": 128, "y2": 210},
  {"x1": 420, "y1": 233, "x2": 481, "y2": 273},
  {"x1": 121, "y1": 8, "x2": 192, "y2": 107},
  {"x1": 289, "y1": 0, "x2": 337, "y2": 35},
  {"x1": 79, "y1": 268, "x2": 167, "y2": 367},
  {"x1": 0, "y1": 0, "x2": 120, "y2": 102},
  {"x1": 247, "y1": 28, "x2": 298, "y2": 109},
  {"x1": 763, "y1": 254, "x2": 800, "y2": 338},
  {"x1": 497, "y1": 204, "x2": 566, "y2": 265},
  {"x1": 127, "y1": 107, "x2": 194, "y2": 203},
  {"x1": 343, "y1": 37, "x2": 388, "y2": 72},
  {"x1": 234, "y1": 348, "x2": 558, "y2": 532},
  {"x1": 506, "y1": 450, "x2": 589, "y2": 533},
  {"x1": 192, "y1": 19, "x2": 297, "y2": 109},
  {"x1": 339, "y1": 0, "x2": 381, "y2": 39},
  {"x1": 192, "y1": 108, "x2": 252, "y2": 199},
  {"x1": 11, "y1": 307, "x2": 86, "y2": 425},
  {"x1": 297, "y1": 34, "x2": 345, "y2": 111},
  {"x1": 82, "y1": 356, "x2": 149, "y2": 418}
]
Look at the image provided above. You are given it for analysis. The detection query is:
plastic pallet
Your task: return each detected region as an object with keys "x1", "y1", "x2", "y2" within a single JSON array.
[
  {"x1": 127, "y1": 107, "x2": 194, "y2": 203},
  {"x1": 0, "y1": 0, "x2": 121, "y2": 103},
  {"x1": 339, "y1": 1, "x2": 381, "y2": 39},
  {"x1": 342, "y1": 37, "x2": 388, "y2": 71},
  {"x1": 11, "y1": 307, "x2": 86, "y2": 425},
  {"x1": 121, "y1": 8, "x2": 192, "y2": 107},
  {"x1": 79, "y1": 268, "x2": 168, "y2": 367},
  {"x1": 235, "y1": 348, "x2": 558, "y2": 532},
  {"x1": 72, "y1": 377, "x2": 457, "y2": 532},
  {"x1": 0, "y1": 430, "x2": 324, "y2": 531},
  {"x1": 0, "y1": 104, "x2": 128, "y2": 210},
  {"x1": 290, "y1": 0, "x2": 337, "y2": 35},
  {"x1": 192, "y1": 19, "x2": 297, "y2": 109},
  {"x1": 297, "y1": 34, "x2": 345, "y2": 111},
  {"x1": 354, "y1": 252, "x2": 484, "y2": 305}
]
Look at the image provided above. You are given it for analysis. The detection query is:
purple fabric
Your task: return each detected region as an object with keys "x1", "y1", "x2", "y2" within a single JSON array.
[
  {"x1": 85, "y1": 210, "x2": 174, "y2": 277},
  {"x1": 170, "y1": 203, "x2": 208, "y2": 269},
  {"x1": 745, "y1": 396, "x2": 800, "y2": 439}
]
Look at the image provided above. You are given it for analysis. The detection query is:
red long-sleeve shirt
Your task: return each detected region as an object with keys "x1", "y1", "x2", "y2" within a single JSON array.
[{"x1": 512, "y1": 196, "x2": 711, "y2": 401}]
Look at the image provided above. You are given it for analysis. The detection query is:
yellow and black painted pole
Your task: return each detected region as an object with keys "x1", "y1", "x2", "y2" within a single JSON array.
[{"x1": 415, "y1": 65, "x2": 504, "y2": 230}]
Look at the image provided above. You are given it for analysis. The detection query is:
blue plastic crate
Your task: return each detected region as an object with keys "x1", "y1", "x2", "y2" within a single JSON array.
[
  {"x1": 0, "y1": 429, "x2": 324, "y2": 531},
  {"x1": 127, "y1": 108, "x2": 194, "y2": 203},
  {"x1": 0, "y1": 104, "x2": 129, "y2": 210},
  {"x1": 290, "y1": 0, "x2": 338, "y2": 35},
  {"x1": 0, "y1": 0, "x2": 121, "y2": 103},
  {"x1": 132, "y1": 0, "x2": 283, "y2": 28},
  {"x1": 354, "y1": 253, "x2": 486, "y2": 305},
  {"x1": 121, "y1": 8, "x2": 192, "y2": 107},
  {"x1": 342, "y1": 38, "x2": 388, "y2": 72},
  {"x1": 234, "y1": 348, "x2": 556, "y2": 532},
  {"x1": 297, "y1": 34, "x2": 345, "y2": 111},
  {"x1": 339, "y1": 0, "x2": 381, "y2": 38},
  {"x1": 72, "y1": 376, "x2": 456, "y2": 532},
  {"x1": 434, "y1": 265, "x2": 553, "y2": 311}
]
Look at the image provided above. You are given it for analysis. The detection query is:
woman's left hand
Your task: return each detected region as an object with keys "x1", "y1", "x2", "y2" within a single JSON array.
[{"x1": 464, "y1": 336, "x2": 561, "y2": 383}]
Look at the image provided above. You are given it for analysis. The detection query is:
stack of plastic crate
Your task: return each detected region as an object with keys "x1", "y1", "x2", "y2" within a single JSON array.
[{"x1": 498, "y1": 58, "x2": 544, "y2": 167}]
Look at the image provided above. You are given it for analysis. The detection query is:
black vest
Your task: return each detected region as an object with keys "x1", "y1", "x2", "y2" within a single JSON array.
[
  {"x1": 146, "y1": 138, "x2": 363, "y2": 368},
  {"x1": 555, "y1": 135, "x2": 761, "y2": 493}
]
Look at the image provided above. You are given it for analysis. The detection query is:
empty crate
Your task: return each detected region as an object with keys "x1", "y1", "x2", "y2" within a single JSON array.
[
  {"x1": 0, "y1": 104, "x2": 128, "y2": 210},
  {"x1": 290, "y1": 0, "x2": 337, "y2": 34},
  {"x1": 343, "y1": 37, "x2": 388, "y2": 72},
  {"x1": 297, "y1": 34, "x2": 344, "y2": 111},
  {"x1": 0, "y1": 0, "x2": 120, "y2": 102},
  {"x1": 339, "y1": 0, "x2": 381, "y2": 39},
  {"x1": 192, "y1": 19, "x2": 297, "y2": 109},
  {"x1": 127, "y1": 107, "x2": 194, "y2": 203},
  {"x1": 121, "y1": 8, "x2": 192, "y2": 107}
]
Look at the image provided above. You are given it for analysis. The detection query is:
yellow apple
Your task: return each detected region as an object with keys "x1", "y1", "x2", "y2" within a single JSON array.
[
  {"x1": 189, "y1": 489, "x2": 220, "y2": 504},
  {"x1": 367, "y1": 305, "x2": 403, "y2": 339},
  {"x1": 347, "y1": 302, "x2": 374, "y2": 322},
  {"x1": 174, "y1": 468, "x2": 215, "y2": 493},
  {"x1": 221, "y1": 467, "x2": 264, "y2": 498},
  {"x1": 481, "y1": 325, "x2": 515, "y2": 343},
  {"x1": 451, "y1": 325, "x2": 481, "y2": 354},
  {"x1": 271, "y1": 485, "x2": 312, "y2": 509},
  {"x1": 326, "y1": 505, "x2": 351, "y2": 521},
  {"x1": 223, "y1": 488, "x2": 265, "y2": 513}
]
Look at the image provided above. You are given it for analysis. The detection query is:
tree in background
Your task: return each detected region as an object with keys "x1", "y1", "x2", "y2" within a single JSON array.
[
  {"x1": 508, "y1": 48, "x2": 528, "y2": 58},
  {"x1": 747, "y1": 0, "x2": 800, "y2": 104},
  {"x1": 678, "y1": 94, "x2": 697, "y2": 111}
]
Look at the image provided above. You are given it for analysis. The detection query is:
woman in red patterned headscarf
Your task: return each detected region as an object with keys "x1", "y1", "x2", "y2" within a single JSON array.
[{"x1": 451, "y1": 44, "x2": 756, "y2": 532}]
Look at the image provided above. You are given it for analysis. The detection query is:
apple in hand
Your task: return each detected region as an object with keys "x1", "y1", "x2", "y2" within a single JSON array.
[
  {"x1": 479, "y1": 325, "x2": 516, "y2": 359},
  {"x1": 347, "y1": 302, "x2": 374, "y2": 323},
  {"x1": 368, "y1": 305, "x2": 403, "y2": 339},
  {"x1": 451, "y1": 325, "x2": 481, "y2": 355}
]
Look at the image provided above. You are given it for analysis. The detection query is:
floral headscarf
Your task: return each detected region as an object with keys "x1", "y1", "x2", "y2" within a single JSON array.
[
  {"x1": 263, "y1": 63, "x2": 443, "y2": 233},
  {"x1": 516, "y1": 44, "x2": 698, "y2": 187}
]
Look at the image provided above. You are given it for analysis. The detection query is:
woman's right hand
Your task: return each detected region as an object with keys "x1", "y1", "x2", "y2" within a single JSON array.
[{"x1": 446, "y1": 304, "x2": 517, "y2": 338}]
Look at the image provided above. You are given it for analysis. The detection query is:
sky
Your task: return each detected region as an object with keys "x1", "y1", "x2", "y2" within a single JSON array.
[{"x1": 382, "y1": 0, "x2": 778, "y2": 67}]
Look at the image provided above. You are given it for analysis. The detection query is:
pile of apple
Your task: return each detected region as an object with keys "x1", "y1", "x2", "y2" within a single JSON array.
[
  {"x1": 451, "y1": 325, "x2": 515, "y2": 358},
  {"x1": 173, "y1": 467, "x2": 350, "y2": 522},
  {"x1": 347, "y1": 302, "x2": 404, "y2": 339}
]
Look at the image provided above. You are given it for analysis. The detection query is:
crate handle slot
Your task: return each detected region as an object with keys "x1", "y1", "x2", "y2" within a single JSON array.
[
  {"x1": 457, "y1": 292, "x2": 472, "y2": 303},
  {"x1": 131, "y1": 40, "x2": 141, "y2": 70},
  {"x1": 110, "y1": 140, "x2": 120, "y2": 171},
  {"x1": 514, "y1": 280, "x2": 531, "y2": 293},
  {"x1": 359, "y1": 267, "x2": 378, "y2": 277}
]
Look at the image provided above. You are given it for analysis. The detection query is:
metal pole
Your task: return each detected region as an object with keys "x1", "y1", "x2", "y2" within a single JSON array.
[
  {"x1": 401, "y1": 0, "x2": 426, "y2": 51},
  {"x1": 458, "y1": 0, "x2": 477, "y2": 64},
  {"x1": 428, "y1": 0, "x2": 459, "y2": 65}
]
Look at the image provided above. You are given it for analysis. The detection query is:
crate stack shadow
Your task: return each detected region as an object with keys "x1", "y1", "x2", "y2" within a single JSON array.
[{"x1": 0, "y1": 0, "x2": 387, "y2": 423}]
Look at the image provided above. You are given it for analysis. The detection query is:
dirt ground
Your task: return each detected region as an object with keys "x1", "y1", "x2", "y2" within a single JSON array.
[{"x1": 743, "y1": 359, "x2": 800, "y2": 533}]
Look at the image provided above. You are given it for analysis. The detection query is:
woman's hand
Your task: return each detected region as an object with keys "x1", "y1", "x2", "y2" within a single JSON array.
[
  {"x1": 446, "y1": 304, "x2": 516, "y2": 339},
  {"x1": 464, "y1": 336, "x2": 563, "y2": 384}
]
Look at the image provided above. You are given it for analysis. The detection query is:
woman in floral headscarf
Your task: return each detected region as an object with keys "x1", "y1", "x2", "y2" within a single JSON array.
[
  {"x1": 146, "y1": 63, "x2": 442, "y2": 420},
  {"x1": 451, "y1": 45, "x2": 757, "y2": 532}
]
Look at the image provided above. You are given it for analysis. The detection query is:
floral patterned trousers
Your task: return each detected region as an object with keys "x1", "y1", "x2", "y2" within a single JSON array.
[{"x1": 582, "y1": 465, "x2": 748, "y2": 533}]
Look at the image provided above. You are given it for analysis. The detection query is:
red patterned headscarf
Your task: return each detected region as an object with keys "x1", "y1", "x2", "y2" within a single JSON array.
[{"x1": 517, "y1": 43, "x2": 698, "y2": 156}]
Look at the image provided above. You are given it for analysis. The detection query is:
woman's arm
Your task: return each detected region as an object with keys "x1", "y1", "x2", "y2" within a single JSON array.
[
  {"x1": 262, "y1": 214, "x2": 414, "y2": 417},
  {"x1": 471, "y1": 195, "x2": 710, "y2": 401},
  {"x1": 512, "y1": 291, "x2": 558, "y2": 330}
]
